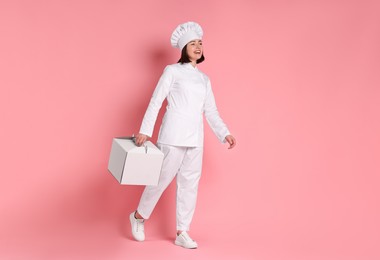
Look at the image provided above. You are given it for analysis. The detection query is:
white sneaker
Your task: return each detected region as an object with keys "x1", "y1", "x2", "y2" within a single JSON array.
[
  {"x1": 129, "y1": 211, "x2": 145, "y2": 241},
  {"x1": 174, "y1": 231, "x2": 198, "y2": 249}
]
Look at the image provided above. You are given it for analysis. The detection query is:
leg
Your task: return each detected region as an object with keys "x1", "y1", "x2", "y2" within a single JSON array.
[
  {"x1": 137, "y1": 144, "x2": 186, "y2": 219},
  {"x1": 176, "y1": 146, "x2": 203, "y2": 232}
]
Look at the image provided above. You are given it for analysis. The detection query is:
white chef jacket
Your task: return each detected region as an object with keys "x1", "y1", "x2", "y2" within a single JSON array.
[{"x1": 139, "y1": 62, "x2": 230, "y2": 147}]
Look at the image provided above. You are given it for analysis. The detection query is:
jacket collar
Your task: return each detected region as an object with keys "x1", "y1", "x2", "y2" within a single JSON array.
[{"x1": 181, "y1": 62, "x2": 198, "y2": 70}]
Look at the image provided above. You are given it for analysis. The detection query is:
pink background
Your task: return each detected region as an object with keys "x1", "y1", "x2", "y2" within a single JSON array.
[{"x1": 1, "y1": 0, "x2": 379, "y2": 259}]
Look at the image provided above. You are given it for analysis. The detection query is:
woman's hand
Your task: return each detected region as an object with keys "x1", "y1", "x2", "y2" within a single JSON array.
[
  {"x1": 134, "y1": 133, "x2": 149, "y2": 146},
  {"x1": 225, "y1": 135, "x2": 236, "y2": 149}
]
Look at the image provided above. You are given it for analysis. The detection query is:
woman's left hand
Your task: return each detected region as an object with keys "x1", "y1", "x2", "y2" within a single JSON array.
[{"x1": 225, "y1": 135, "x2": 236, "y2": 149}]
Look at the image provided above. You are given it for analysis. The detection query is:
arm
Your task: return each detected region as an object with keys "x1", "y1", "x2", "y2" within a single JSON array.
[
  {"x1": 135, "y1": 66, "x2": 173, "y2": 146},
  {"x1": 204, "y1": 79, "x2": 235, "y2": 148}
]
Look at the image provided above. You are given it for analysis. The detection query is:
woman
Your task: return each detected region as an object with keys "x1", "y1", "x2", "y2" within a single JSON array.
[{"x1": 130, "y1": 21, "x2": 236, "y2": 249}]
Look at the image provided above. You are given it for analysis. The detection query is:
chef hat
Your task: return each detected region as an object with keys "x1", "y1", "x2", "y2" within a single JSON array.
[{"x1": 170, "y1": 21, "x2": 203, "y2": 50}]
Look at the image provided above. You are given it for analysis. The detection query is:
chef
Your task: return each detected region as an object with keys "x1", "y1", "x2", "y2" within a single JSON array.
[{"x1": 129, "y1": 21, "x2": 236, "y2": 249}]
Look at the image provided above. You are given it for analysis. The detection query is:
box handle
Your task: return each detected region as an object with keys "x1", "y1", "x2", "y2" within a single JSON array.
[{"x1": 130, "y1": 135, "x2": 148, "y2": 154}]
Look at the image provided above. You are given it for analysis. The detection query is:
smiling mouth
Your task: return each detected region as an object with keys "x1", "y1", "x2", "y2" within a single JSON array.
[{"x1": 195, "y1": 51, "x2": 201, "y2": 54}]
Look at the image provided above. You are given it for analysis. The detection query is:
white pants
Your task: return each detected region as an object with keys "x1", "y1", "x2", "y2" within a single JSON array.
[{"x1": 137, "y1": 143, "x2": 203, "y2": 231}]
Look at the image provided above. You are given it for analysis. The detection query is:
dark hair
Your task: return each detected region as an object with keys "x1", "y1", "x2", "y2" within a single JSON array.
[{"x1": 177, "y1": 44, "x2": 205, "y2": 64}]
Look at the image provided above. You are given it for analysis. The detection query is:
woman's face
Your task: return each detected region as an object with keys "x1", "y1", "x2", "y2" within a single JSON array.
[{"x1": 186, "y1": 39, "x2": 203, "y2": 62}]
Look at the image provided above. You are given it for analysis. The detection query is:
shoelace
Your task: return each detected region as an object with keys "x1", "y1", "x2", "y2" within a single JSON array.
[
  {"x1": 180, "y1": 232, "x2": 193, "y2": 242},
  {"x1": 135, "y1": 219, "x2": 144, "y2": 232}
]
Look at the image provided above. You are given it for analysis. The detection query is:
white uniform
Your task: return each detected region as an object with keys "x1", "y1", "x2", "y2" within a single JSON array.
[{"x1": 137, "y1": 62, "x2": 230, "y2": 231}]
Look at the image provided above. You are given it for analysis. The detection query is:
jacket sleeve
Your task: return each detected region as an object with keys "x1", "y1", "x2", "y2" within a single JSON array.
[
  {"x1": 203, "y1": 79, "x2": 231, "y2": 143},
  {"x1": 139, "y1": 66, "x2": 173, "y2": 137}
]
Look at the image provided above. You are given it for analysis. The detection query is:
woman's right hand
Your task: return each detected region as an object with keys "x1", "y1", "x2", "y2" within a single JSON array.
[{"x1": 134, "y1": 133, "x2": 148, "y2": 146}]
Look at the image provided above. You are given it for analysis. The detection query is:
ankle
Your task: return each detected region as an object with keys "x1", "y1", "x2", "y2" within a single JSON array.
[{"x1": 134, "y1": 211, "x2": 144, "y2": 220}]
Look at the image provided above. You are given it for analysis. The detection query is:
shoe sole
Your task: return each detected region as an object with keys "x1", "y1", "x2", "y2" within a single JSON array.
[{"x1": 174, "y1": 240, "x2": 197, "y2": 249}]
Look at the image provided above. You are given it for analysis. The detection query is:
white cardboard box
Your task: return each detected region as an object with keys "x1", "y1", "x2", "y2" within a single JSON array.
[{"x1": 108, "y1": 137, "x2": 164, "y2": 185}]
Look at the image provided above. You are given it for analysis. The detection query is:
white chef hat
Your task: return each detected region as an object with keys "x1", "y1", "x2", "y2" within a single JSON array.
[{"x1": 170, "y1": 21, "x2": 203, "y2": 50}]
